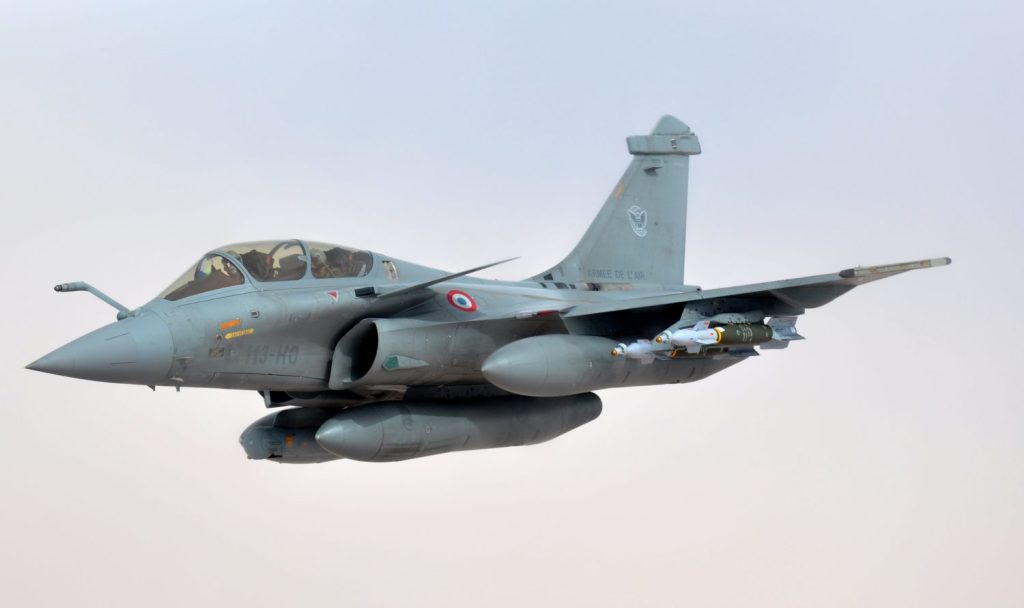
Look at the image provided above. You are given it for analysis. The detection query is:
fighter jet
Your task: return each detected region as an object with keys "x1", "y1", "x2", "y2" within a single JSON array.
[{"x1": 26, "y1": 116, "x2": 950, "y2": 464}]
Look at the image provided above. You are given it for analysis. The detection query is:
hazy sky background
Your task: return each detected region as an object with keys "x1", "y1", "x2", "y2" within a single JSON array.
[{"x1": 2, "y1": 2, "x2": 1021, "y2": 606}]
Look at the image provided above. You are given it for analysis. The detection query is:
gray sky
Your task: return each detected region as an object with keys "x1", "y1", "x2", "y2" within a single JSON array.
[{"x1": 2, "y1": 2, "x2": 1022, "y2": 606}]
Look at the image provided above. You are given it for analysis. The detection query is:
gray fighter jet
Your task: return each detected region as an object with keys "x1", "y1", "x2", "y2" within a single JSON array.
[{"x1": 27, "y1": 116, "x2": 950, "y2": 463}]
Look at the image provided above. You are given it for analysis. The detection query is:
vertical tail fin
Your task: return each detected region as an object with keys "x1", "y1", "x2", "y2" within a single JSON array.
[{"x1": 533, "y1": 115, "x2": 700, "y2": 290}]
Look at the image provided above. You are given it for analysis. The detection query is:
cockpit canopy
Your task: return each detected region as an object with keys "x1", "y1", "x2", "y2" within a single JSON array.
[{"x1": 159, "y1": 240, "x2": 373, "y2": 301}]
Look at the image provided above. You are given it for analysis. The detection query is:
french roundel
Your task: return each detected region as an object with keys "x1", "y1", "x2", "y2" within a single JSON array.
[{"x1": 446, "y1": 290, "x2": 477, "y2": 312}]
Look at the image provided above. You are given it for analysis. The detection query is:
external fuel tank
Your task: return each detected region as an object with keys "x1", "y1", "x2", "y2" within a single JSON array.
[
  {"x1": 481, "y1": 334, "x2": 740, "y2": 397},
  {"x1": 314, "y1": 393, "x2": 602, "y2": 462}
]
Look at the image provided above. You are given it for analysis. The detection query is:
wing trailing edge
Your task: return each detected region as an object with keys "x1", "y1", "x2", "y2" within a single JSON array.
[{"x1": 559, "y1": 257, "x2": 951, "y2": 338}]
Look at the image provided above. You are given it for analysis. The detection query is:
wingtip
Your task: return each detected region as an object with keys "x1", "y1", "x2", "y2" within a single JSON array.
[{"x1": 839, "y1": 257, "x2": 953, "y2": 279}]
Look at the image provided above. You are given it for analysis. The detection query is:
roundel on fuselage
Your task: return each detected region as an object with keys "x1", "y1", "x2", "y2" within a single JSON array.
[{"x1": 446, "y1": 290, "x2": 477, "y2": 312}]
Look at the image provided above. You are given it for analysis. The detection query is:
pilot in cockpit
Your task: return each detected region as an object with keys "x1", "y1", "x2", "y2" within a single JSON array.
[
  {"x1": 325, "y1": 248, "x2": 351, "y2": 277},
  {"x1": 224, "y1": 260, "x2": 242, "y2": 282},
  {"x1": 349, "y1": 250, "x2": 372, "y2": 276},
  {"x1": 239, "y1": 250, "x2": 273, "y2": 281},
  {"x1": 308, "y1": 244, "x2": 372, "y2": 279},
  {"x1": 311, "y1": 250, "x2": 333, "y2": 278}
]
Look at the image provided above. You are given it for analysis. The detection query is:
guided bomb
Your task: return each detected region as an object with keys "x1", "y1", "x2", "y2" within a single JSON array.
[
  {"x1": 655, "y1": 323, "x2": 775, "y2": 353},
  {"x1": 610, "y1": 340, "x2": 659, "y2": 361}
]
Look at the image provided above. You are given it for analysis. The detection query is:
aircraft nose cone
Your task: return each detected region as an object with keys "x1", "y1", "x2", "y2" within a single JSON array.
[{"x1": 26, "y1": 314, "x2": 174, "y2": 385}]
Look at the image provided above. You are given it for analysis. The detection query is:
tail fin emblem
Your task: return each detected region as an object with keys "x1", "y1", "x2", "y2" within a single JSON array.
[{"x1": 627, "y1": 205, "x2": 648, "y2": 238}]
